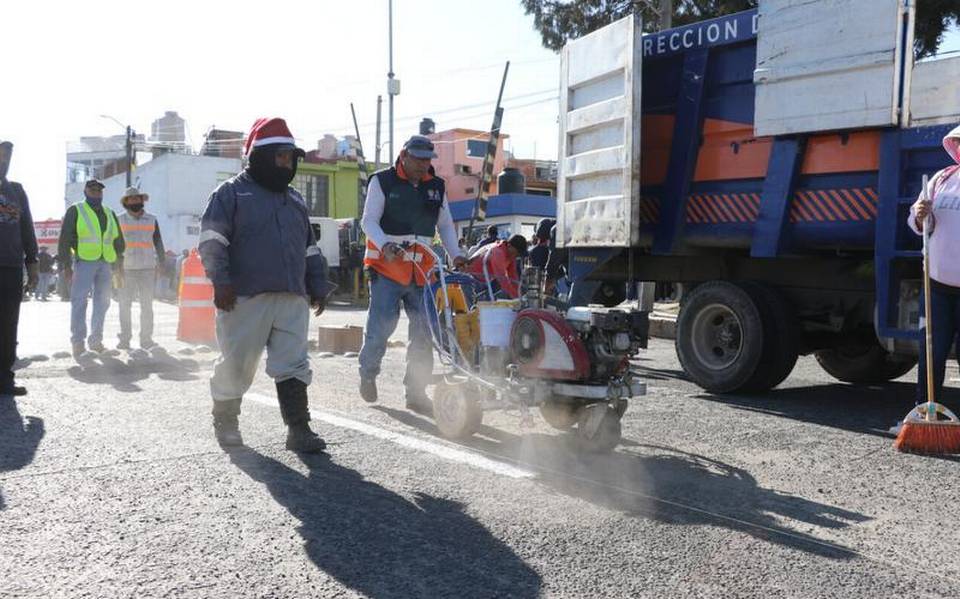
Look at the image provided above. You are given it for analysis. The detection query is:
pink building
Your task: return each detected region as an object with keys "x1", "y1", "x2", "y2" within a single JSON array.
[{"x1": 427, "y1": 128, "x2": 509, "y2": 202}]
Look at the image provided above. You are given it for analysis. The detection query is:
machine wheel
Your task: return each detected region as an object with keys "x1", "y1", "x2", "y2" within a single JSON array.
[
  {"x1": 675, "y1": 281, "x2": 765, "y2": 393},
  {"x1": 739, "y1": 282, "x2": 800, "y2": 393},
  {"x1": 815, "y1": 343, "x2": 917, "y2": 384},
  {"x1": 592, "y1": 282, "x2": 626, "y2": 308},
  {"x1": 433, "y1": 381, "x2": 483, "y2": 439},
  {"x1": 576, "y1": 403, "x2": 622, "y2": 453},
  {"x1": 539, "y1": 397, "x2": 581, "y2": 431}
]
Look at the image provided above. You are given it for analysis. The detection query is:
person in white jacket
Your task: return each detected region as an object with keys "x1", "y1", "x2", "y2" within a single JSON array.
[{"x1": 908, "y1": 124, "x2": 960, "y2": 410}]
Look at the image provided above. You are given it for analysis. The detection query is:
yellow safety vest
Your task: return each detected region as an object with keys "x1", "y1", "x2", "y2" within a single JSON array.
[{"x1": 75, "y1": 201, "x2": 119, "y2": 263}]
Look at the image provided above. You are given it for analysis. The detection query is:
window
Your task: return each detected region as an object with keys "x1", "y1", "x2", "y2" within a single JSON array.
[
  {"x1": 464, "y1": 187, "x2": 475, "y2": 194},
  {"x1": 292, "y1": 174, "x2": 330, "y2": 216},
  {"x1": 525, "y1": 188, "x2": 553, "y2": 196},
  {"x1": 466, "y1": 139, "x2": 487, "y2": 158}
]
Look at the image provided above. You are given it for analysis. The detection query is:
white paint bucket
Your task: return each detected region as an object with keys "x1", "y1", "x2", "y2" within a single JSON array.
[{"x1": 478, "y1": 301, "x2": 519, "y2": 348}]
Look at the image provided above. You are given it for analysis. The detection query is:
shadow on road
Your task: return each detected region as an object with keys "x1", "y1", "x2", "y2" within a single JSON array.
[
  {"x1": 229, "y1": 448, "x2": 541, "y2": 599},
  {"x1": 696, "y1": 382, "x2": 960, "y2": 439},
  {"x1": 66, "y1": 349, "x2": 202, "y2": 393},
  {"x1": 375, "y1": 406, "x2": 866, "y2": 560},
  {"x1": 0, "y1": 397, "x2": 45, "y2": 510}
]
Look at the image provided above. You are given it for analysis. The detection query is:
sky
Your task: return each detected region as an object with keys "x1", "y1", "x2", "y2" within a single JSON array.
[
  {"x1": 3, "y1": 0, "x2": 562, "y2": 220},
  {"x1": 2, "y1": 1, "x2": 958, "y2": 221}
]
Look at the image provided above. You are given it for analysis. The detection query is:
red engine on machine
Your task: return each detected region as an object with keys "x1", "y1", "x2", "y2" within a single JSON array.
[{"x1": 509, "y1": 306, "x2": 648, "y2": 382}]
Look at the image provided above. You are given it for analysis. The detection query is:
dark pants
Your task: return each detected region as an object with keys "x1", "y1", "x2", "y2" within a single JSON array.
[
  {"x1": 916, "y1": 283, "x2": 960, "y2": 404},
  {"x1": 0, "y1": 266, "x2": 24, "y2": 391}
]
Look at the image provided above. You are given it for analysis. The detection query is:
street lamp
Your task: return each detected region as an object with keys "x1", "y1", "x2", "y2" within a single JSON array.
[{"x1": 99, "y1": 114, "x2": 134, "y2": 186}]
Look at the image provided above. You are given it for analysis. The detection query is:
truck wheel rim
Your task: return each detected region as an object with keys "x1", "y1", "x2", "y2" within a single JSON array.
[{"x1": 690, "y1": 303, "x2": 743, "y2": 370}]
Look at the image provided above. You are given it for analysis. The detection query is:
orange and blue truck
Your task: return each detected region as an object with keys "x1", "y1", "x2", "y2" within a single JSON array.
[{"x1": 555, "y1": 1, "x2": 960, "y2": 392}]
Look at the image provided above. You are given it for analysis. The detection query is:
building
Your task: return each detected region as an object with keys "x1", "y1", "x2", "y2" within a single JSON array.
[
  {"x1": 151, "y1": 111, "x2": 186, "y2": 145},
  {"x1": 447, "y1": 193, "x2": 555, "y2": 242},
  {"x1": 65, "y1": 134, "x2": 146, "y2": 184},
  {"x1": 201, "y1": 128, "x2": 244, "y2": 159},
  {"x1": 505, "y1": 158, "x2": 557, "y2": 196},
  {"x1": 64, "y1": 153, "x2": 241, "y2": 253},
  {"x1": 296, "y1": 154, "x2": 368, "y2": 219},
  {"x1": 317, "y1": 134, "x2": 338, "y2": 159},
  {"x1": 335, "y1": 136, "x2": 359, "y2": 159},
  {"x1": 426, "y1": 128, "x2": 509, "y2": 201}
]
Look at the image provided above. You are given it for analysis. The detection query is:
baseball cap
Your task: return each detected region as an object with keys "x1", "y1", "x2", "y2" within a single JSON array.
[
  {"x1": 84, "y1": 178, "x2": 105, "y2": 190},
  {"x1": 403, "y1": 135, "x2": 437, "y2": 159}
]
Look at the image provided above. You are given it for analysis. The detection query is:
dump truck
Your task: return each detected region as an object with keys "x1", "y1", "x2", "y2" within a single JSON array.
[{"x1": 556, "y1": 0, "x2": 960, "y2": 392}]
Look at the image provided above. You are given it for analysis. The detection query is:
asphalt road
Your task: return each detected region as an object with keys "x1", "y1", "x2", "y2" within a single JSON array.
[{"x1": 2, "y1": 300, "x2": 959, "y2": 598}]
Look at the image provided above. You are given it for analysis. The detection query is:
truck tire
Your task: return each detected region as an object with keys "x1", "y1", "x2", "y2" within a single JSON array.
[
  {"x1": 815, "y1": 344, "x2": 917, "y2": 384},
  {"x1": 739, "y1": 282, "x2": 800, "y2": 392},
  {"x1": 676, "y1": 281, "x2": 765, "y2": 393},
  {"x1": 592, "y1": 282, "x2": 626, "y2": 307}
]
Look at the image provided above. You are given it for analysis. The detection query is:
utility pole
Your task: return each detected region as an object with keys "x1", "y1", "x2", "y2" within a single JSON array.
[
  {"x1": 375, "y1": 95, "x2": 383, "y2": 170},
  {"x1": 386, "y1": 0, "x2": 399, "y2": 162},
  {"x1": 350, "y1": 103, "x2": 369, "y2": 216},
  {"x1": 659, "y1": 0, "x2": 672, "y2": 30},
  {"x1": 125, "y1": 125, "x2": 133, "y2": 187}
]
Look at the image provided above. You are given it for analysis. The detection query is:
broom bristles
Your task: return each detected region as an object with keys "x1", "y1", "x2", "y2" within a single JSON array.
[{"x1": 894, "y1": 421, "x2": 960, "y2": 454}]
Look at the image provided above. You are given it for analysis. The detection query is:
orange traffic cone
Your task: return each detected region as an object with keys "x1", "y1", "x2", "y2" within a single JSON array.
[{"x1": 176, "y1": 248, "x2": 216, "y2": 345}]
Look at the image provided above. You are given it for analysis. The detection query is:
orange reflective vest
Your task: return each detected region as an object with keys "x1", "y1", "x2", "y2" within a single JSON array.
[{"x1": 365, "y1": 235, "x2": 437, "y2": 286}]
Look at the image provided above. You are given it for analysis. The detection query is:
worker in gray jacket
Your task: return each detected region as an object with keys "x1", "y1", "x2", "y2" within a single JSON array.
[{"x1": 199, "y1": 117, "x2": 333, "y2": 453}]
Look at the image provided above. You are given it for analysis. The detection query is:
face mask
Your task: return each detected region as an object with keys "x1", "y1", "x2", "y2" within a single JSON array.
[
  {"x1": 245, "y1": 145, "x2": 298, "y2": 192},
  {"x1": 126, "y1": 203, "x2": 144, "y2": 213},
  {"x1": 84, "y1": 193, "x2": 102, "y2": 208}
]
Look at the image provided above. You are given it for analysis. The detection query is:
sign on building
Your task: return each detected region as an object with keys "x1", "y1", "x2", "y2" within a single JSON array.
[{"x1": 34, "y1": 219, "x2": 62, "y2": 249}]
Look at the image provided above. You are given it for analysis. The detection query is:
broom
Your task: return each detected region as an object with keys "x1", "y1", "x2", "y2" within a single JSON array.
[{"x1": 894, "y1": 174, "x2": 960, "y2": 454}]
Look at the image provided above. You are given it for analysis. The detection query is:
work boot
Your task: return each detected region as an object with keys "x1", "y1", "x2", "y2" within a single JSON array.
[
  {"x1": 88, "y1": 341, "x2": 106, "y2": 354},
  {"x1": 212, "y1": 398, "x2": 243, "y2": 447},
  {"x1": 117, "y1": 340, "x2": 131, "y2": 350},
  {"x1": 286, "y1": 423, "x2": 327, "y2": 453},
  {"x1": 0, "y1": 384, "x2": 27, "y2": 397},
  {"x1": 141, "y1": 339, "x2": 158, "y2": 350},
  {"x1": 72, "y1": 342, "x2": 86, "y2": 359},
  {"x1": 277, "y1": 378, "x2": 326, "y2": 453},
  {"x1": 405, "y1": 389, "x2": 433, "y2": 417},
  {"x1": 359, "y1": 377, "x2": 378, "y2": 403}
]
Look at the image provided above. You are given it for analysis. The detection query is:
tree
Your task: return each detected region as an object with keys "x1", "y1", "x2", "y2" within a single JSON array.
[
  {"x1": 522, "y1": 0, "x2": 956, "y2": 59},
  {"x1": 915, "y1": 0, "x2": 960, "y2": 60}
]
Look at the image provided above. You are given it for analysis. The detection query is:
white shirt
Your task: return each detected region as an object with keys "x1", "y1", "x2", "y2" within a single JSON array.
[
  {"x1": 910, "y1": 164, "x2": 960, "y2": 286},
  {"x1": 361, "y1": 175, "x2": 464, "y2": 261}
]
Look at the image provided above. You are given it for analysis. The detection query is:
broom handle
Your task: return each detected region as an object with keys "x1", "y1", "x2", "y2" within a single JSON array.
[{"x1": 921, "y1": 173, "x2": 935, "y2": 415}]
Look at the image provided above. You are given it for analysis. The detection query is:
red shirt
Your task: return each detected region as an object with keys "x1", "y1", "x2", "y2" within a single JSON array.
[{"x1": 467, "y1": 240, "x2": 519, "y2": 298}]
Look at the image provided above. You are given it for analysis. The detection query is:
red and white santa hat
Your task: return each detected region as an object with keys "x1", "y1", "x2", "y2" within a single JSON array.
[{"x1": 243, "y1": 117, "x2": 299, "y2": 156}]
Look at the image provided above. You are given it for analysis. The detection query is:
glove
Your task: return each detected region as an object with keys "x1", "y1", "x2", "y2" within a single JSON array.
[
  {"x1": 381, "y1": 242, "x2": 404, "y2": 263},
  {"x1": 310, "y1": 295, "x2": 326, "y2": 316},
  {"x1": 25, "y1": 263, "x2": 38, "y2": 291},
  {"x1": 214, "y1": 284, "x2": 237, "y2": 312}
]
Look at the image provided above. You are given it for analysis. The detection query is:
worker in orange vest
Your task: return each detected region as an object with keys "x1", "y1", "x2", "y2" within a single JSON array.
[{"x1": 358, "y1": 135, "x2": 466, "y2": 414}]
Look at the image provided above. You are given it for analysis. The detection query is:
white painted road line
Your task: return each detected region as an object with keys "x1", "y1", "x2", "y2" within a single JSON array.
[{"x1": 245, "y1": 393, "x2": 535, "y2": 479}]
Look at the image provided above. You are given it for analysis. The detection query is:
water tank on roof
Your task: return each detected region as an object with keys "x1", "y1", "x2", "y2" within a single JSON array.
[
  {"x1": 497, "y1": 167, "x2": 525, "y2": 194},
  {"x1": 419, "y1": 118, "x2": 436, "y2": 135}
]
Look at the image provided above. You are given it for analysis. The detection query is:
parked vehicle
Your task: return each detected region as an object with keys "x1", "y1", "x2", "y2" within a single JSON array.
[{"x1": 557, "y1": 1, "x2": 959, "y2": 392}]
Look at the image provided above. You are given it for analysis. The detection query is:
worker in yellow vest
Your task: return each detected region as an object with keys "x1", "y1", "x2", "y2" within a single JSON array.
[
  {"x1": 116, "y1": 186, "x2": 165, "y2": 350},
  {"x1": 57, "y1": 179, "x2": 125, "y2": 358}
]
